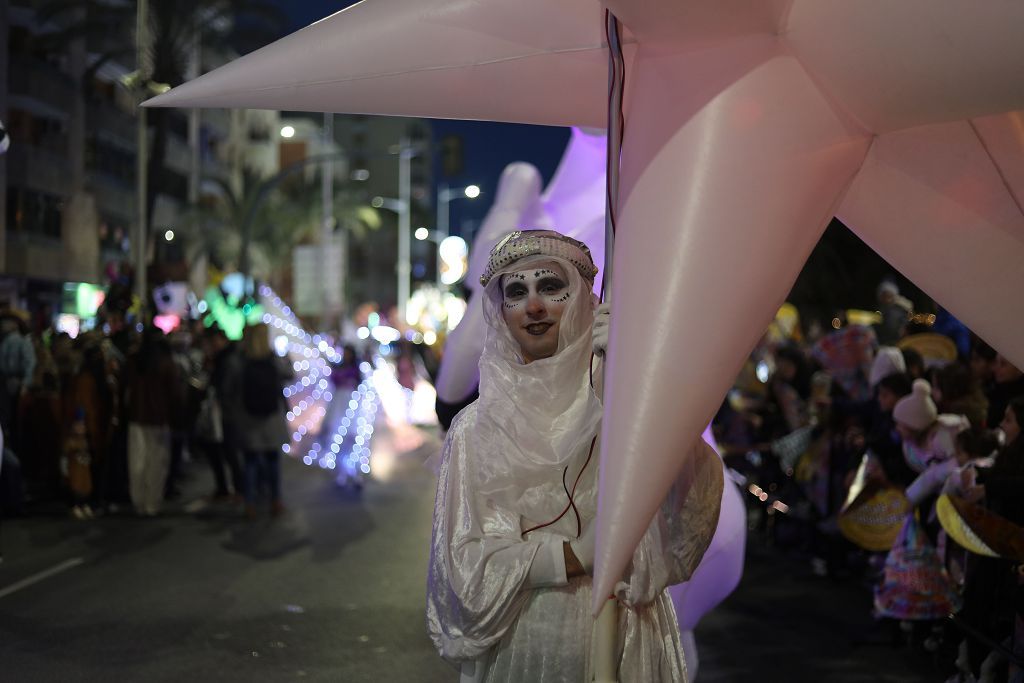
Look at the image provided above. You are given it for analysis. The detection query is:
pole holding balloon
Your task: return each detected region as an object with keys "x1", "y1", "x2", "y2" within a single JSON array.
[{"x1": 592, "y1": 10, "x2": 624, "y2": 683}]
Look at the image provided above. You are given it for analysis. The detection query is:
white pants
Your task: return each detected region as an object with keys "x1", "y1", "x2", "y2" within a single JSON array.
[{"x1": 128, "y1": 423, "x2": 171, "y2": 515}]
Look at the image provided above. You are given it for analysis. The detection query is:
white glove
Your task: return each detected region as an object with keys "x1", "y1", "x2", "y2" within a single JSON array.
[
  {"x1": 592, "y1": 303, "x2": 611, "y2": 356},
  {"x1": 569, "y1": 519, "x2": 596, "y2": 575}
]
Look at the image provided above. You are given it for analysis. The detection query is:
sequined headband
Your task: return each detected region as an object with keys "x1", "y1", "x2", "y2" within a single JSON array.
[{"x1": 479, "y1": 230, "x2": 599, "y2": 287}]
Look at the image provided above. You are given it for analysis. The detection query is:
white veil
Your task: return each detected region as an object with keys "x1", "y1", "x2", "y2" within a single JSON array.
[{"x1": 470, "y1": 254, "x2": 602, "y2": 528}]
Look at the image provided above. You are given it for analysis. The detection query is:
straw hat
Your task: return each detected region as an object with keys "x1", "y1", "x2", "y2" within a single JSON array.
[
  {"x1": 838, "y1": 457, "x2": 911, "y2": 551},
  {"x1": 897, "y1": 332, "x2": 958, "y2": 365},
  {"x1": 936, "y1": 494, "x2": 1024, "y2": 563}
]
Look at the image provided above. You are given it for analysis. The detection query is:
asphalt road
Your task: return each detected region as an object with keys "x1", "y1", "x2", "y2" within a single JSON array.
[
  {"x1": 1, "y1": 421, "x2": 943, "y2": 682},
  {"x1": 0, "y1": 423, "x2": 452, "y2": 683}
]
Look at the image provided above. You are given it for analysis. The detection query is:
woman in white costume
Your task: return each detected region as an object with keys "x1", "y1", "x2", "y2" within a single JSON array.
[{"x1": 427, "y1": 230, "x2": 723, "y2": 682}]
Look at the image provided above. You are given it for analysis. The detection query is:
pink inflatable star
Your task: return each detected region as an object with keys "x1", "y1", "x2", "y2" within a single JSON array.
[{"x1": 148, "y1": 0, "x2": 1024, "y2": 606}]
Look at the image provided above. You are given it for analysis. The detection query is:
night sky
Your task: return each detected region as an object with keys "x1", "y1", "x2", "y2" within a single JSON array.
[{"x1": 266, "y1": 0, "x2": 572, "y2": 236}]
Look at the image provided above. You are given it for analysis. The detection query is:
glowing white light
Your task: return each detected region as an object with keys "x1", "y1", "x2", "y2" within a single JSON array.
[
  {"x1": 414, "y1": 227, "x2": 429, "y2": 241},
  {"x1": 464, "y1": 185, "x2": 481, "y2": 199},
  {"x1": 164, "y1": 229, "x2": 175, "y2": 242},
  {"x1": 274, "y1": 335, "x2": 290, "y2": 357},
  {"x1": 370, "y1": 325, "x2": 401, "y2": 344},
  {"x1": 280, "y1": 125, "x2": 295, "y2": 138},
  {"x1": 756, "y1": 360, "x2": 770, "y2": 384},
  {"x1": 423, "y1": 330, "x2": 437, "y2": 346},
  {"x1": 357, "y1": 326, "x2": 370, "y2": 340},
  {"x1": 439, "y1": 236, "x2": 469, "y2": 284}
]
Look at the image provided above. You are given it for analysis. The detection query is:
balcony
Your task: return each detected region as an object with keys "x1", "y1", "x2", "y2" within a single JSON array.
[
  {"x1": 5, "y1": 144, "x2": 72, "y2": 198},
  {"x1": 5, "y1": 232, "x2": 64, "y2": 281},
  {"x1": 8, "y1": 56, "x2": 75, "y2": 116},
  {"x1": 87, "y1": 100, "x2": 136, "y2": 146}
]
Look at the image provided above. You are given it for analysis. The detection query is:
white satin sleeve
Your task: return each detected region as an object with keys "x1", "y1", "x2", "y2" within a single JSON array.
[
  {"x1": 427, "y1": 405, "x2": 566, "y2": 663},
  {"x1": 614, "y1": 439, "x2": 724, "y2": 607}
]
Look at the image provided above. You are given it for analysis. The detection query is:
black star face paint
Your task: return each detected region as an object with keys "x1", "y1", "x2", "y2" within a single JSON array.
[{"x1": 500, "y1": 261, "x2": 572, "y2": 363}]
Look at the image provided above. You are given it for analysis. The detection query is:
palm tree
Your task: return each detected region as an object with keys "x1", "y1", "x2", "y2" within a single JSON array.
[{"x1": 181, "y1": 167, "x2": 381, "y2": 295}]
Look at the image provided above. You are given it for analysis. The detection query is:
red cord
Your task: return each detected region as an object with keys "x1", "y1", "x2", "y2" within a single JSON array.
[{"x1": 521, "y1": 12, "x2": 624, "y2": 541}]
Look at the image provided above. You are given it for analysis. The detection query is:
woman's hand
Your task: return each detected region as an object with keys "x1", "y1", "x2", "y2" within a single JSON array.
[
  {"x1": 567, "y1": 520, "x2": 596, "y2": 576},
  {"x1": 592, "y1": 303, "x2": 610, "y2": 356}
]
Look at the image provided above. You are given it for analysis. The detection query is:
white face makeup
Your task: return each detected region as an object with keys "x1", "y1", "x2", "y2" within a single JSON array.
[{"x1": 500, "y1": 262, "x2": 572, "y2": 363}]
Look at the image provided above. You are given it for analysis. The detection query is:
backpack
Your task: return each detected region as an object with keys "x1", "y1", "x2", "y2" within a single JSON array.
[{"x1": 242, "y1": 358, "x2": 282, "y2": 417}]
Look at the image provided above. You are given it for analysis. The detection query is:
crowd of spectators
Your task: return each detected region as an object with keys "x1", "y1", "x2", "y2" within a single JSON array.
[
  {"x1": 0, "y1": 311, "x2": 302, "y2": 539},
  {"x1": 713, "y1": 280, "x2": 1024, "y2": 683}
]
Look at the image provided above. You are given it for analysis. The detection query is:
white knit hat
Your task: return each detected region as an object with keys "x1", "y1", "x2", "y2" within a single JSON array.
[
  {"x1": 870, "y1": 346, "x2": 907, "y2": 387},
  {"x1": 893, "y1": 379, "x2": 938, "y2": 431}
]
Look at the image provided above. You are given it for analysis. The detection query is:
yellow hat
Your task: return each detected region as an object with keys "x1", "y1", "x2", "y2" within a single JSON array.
[
  {"x1": 897, "y1": 333, "x2": 958, "y2": 364},
  {"x1": 937, "y1": 494, "x2": 1024, "y2": 562}
]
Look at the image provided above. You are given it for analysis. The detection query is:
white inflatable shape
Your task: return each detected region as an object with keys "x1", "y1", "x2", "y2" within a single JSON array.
[
  {"x1": 147, "y1": 0, "x2": 1024, "y2": 608},
  {"x1": 436, "y1": 127, "x2": 606, "y2": 404}
]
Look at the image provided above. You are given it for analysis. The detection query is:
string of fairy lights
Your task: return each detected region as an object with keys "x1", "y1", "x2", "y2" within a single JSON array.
[{"x1": 259, "y1": 285, "x2": 380, "y2": 480}]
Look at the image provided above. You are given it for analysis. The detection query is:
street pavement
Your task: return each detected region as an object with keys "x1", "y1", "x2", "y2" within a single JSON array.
[
  {"x1": 0, "y1": 423, "x2": 452, "y2": 682},
  {"x1": 2, "y1": 420, "x2": 944, "y2": 682}
]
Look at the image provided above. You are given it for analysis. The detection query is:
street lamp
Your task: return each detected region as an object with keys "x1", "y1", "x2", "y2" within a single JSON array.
[
  {"x1": 371, "y1": 193, "x2": 412, "y2": 322},
  {"x1": 436, "y1": 183, "x2": 481, "y2": 288}
]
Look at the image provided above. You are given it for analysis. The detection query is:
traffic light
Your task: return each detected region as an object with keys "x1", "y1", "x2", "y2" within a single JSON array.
[{"x1": 440, "y1": 134, "x2": 463, "y2": 177}]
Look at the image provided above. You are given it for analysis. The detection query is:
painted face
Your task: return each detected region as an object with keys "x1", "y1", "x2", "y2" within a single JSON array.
[
  {"x1": 500, "y1": 262, "x2": 572, "y2": 363},
  {"x1": 1001, "y1": 405, "x2": 1021, "y2": 444}
]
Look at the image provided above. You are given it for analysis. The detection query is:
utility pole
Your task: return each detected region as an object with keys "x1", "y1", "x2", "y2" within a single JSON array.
[
  {"x1": 397, "y1": 136, "x2": 411, "y2": 323},
  {"x1": 321, "y1": 112, "x2": 336, "y2": 329},
  {"x1": 436, "y1": 182, "x2": 449, "y2": 290},
  {"x1": 134, "y1": 0, "x2": 149, "y2": 316}
]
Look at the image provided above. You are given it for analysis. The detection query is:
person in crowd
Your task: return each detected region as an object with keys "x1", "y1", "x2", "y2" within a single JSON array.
[
  {"x1": 771, "y1": 344, "x2": 813, "y2": 433},
  {"x1": 899, "y1": 348, "x2": 926, "y2": 382},
  {"x1": 164, "y1": 331, "x2": 196, "y2": 500},
  {"x1": 985, "y1": 354, "x2": 1024, "y2": 431},
  {"x1": 969, "y1": 340, "x2": 997, "y2": 395},
  {"x1": 192, "y1": 334, "x2": 227, "y2": 502},
  {"x1": 427, "y1": 230, "x2": 722, "y2": 681},
  {"x1": 866, "y1": 371, "x2": 916, "y2": 488},
  {"x1": 874, "y1": 379, "x2": 966, "y2": 640},
  {"x1": 0, "y1": 310, "x2": 35, "y2": 440},
  {"x1": 333, "y1": 345, "x2": 363, "y2": 394},
  {"x1": 18, "y1": 342, "x2": 63, "y2": 500},
  {"x1": 932, "y1": 361, "x2": 989, "y2": 431},
  {"x1": 123, "y1": 326, "x2": 181, "y2": 516},
  {"x1": 64, "y1": 407, "x2": 93, "y2": 519},
  {"x1": 230, "y1": 323, "x2": 292, "y2": 519},
  {"x1": 66, "y1": 341, "x2": 116, "y2": 512},
  {"x1": 932, "y1": 306, "x2": 972, "y2": 360},
  {"x1": 894, "y1": 379, "x2": 970, "y2": 510},
  {"x1": 874, "y1": 280, "x2": 913, "y2": 346},
  {"x1": 205, "y1": 327, "x2": 244, "y2": 503},
  {"x1": 957, "y1": 397, "x2": 1024, "y2": 680},
  {"x1": 812, "y1": 309, "x2": 878, "y2": 405}
]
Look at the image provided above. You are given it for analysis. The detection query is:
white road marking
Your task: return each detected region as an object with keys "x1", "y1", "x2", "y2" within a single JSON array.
[{"x1": 0, "y1": 557, "x2": 86, "y2": 600}]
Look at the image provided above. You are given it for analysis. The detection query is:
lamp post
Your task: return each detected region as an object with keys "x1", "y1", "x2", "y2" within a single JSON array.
[
  {"x1": 435, "y1": 183, "x2": 479, "y2": 288},
  {"x1": 371, "y1": 193, "x2": 411, "y2": 324},
  {"x1": 135, "y1": 0, "x2": 150, "y2": 315}
]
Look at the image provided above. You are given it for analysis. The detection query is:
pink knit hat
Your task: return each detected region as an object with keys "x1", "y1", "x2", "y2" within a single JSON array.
[{"x1": 893, "y1": 379, "x2": 938, "y2": 431}]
